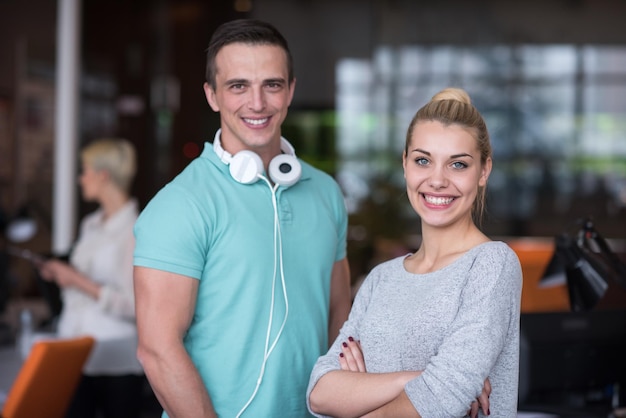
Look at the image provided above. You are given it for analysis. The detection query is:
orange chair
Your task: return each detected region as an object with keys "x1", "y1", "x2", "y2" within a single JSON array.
[{"x1": 1, "y1": 336, "x2": 95, "y2": 418}]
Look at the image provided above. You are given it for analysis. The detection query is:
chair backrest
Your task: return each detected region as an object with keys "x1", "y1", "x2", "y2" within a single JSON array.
[{"x1": 1, "y1": 336, "x2": 95, "y2": 418}]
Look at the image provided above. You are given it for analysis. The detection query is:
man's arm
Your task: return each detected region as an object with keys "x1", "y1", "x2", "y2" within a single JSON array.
[
  {"x1": 328, "y1": 257, "x2": 351, "y2": 343},
  {"x1": 134, "y1": 266, "x2": 217, "y2": 418}
]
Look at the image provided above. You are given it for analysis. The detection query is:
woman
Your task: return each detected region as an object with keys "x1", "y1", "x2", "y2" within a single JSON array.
[
  {"x1": 39, "y1": 138, "x2": 144, "y2": 418},
  {"x1": 307, "y1": 88, "x2": 523, "y2": 418}
]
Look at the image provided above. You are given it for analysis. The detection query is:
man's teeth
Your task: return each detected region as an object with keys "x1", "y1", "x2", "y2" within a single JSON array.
[
  {"x1": 245, "y1": 118, "x2": 268, "y2": 125},
  {"x1": 424, "y1": 195, "x2": 454, "y2": 205}
]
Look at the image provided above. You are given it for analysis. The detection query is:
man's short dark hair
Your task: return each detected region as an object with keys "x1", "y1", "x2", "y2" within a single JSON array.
[{"x1": 205, "y1": 19, "x2": 294, "y2": 89}]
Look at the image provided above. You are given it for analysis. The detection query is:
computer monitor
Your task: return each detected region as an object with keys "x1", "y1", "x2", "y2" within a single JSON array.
[{"x1": 519, "y1": 310, "x2": 626, "y2": 415}]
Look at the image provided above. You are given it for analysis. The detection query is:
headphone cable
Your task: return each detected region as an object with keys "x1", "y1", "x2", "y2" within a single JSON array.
[{"x1": 236, "y1": 178, "x2": 289, "y2": 418}]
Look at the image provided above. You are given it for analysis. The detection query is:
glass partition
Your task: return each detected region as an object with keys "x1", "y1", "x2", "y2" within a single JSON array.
[{"x1": 334, "y1": 45, "x2": 626, "y2": 245}]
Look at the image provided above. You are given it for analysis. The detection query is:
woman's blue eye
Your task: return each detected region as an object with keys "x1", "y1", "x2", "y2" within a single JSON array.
[
  {"x1": 452, "y1": 161, "x2": 468, "y2": 169},
  {"x1": 415, "y1": 158, "x2": 429, "y2": 166}
]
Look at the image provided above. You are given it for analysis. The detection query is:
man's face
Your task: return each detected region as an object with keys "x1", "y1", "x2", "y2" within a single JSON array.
[{"x1": 204, "y1": 43, "x2": 296, "y2": 161}]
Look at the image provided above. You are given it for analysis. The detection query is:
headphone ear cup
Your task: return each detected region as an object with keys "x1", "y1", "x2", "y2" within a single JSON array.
[
  {"x1": 269, "y1": 154, "x2": 302, "y2": 187},
  {"x1": 229, "y1": 150, "x2": 263, "y2": 184}
]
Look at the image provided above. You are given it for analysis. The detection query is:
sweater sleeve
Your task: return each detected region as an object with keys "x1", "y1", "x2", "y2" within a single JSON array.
[
  {"x1": 306, "y1": 263, "x2": 383, "y2": 417},
  {"x1": 406, "y1": 243, "x2": 522, "y2": 417}
]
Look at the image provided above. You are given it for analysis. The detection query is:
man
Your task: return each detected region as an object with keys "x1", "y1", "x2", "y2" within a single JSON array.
[{"x1": 133, "y1": 19, "x2": 351, "y2": 417}]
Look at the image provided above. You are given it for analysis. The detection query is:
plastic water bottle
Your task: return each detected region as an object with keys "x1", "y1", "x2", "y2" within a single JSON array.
[{"x1": 17, "y1": 309, "x2": 34, "y2": 360}]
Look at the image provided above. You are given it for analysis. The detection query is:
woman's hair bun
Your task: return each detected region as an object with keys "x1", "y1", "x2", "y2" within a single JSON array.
[{"x1": 431, "y1": 87, "x2": 471, "y2": 105}]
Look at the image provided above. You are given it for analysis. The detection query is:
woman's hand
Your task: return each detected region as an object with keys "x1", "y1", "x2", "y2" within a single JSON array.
[
  {"x1": 338, "y1": 336, "x2": 366, "y2": 372},
  {"x1": 39, "y1": 259, "x2": 78, "y2": 288},
  {"x1": 39, "y1": 259, "x2": 101, "y2": 299},
  {"x1": 468, "y1": 377, "x2": 491, "y2": 417},
  {"x1": 338, "y1": 336, "x2": 491, "y2": 417}
]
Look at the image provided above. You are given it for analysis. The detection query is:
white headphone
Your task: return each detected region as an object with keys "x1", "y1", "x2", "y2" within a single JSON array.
[
  {"x1": 213, "y1": 129, "x2": 302, "y2": 187},
  {"x1": 212, "y1": 129, "x2": 297, "y2": 417}
]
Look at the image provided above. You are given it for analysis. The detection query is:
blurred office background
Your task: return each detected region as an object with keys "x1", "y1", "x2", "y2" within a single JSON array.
[
  {"x1": 2, "y1": 0, "x2": 625, "y2": 288},
  {"x1": 1, "y1": 0, "x2": 625, "y2": 301},
  {"x1": 1, "y1": 0, "x2": 626, "y2": 416}
]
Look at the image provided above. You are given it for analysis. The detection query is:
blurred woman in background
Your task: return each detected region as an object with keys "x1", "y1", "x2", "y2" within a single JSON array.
[{"x1": 39, "y1": 138, "x2": 144, "y2": 418}]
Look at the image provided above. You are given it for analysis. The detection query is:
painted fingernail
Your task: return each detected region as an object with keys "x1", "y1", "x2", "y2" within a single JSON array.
[
  {"x1": 342, "y1": 342, "x2": 348, "y2": 347},
  {"x1": 488, "y1": 409, "x2": 491, "y2": 416},
  {"x1": 348, "y1": 336, "x2": 354, "y2": 342},
  {"x1": 339, "y1": 353, "x2": 344, "y2": 358}
]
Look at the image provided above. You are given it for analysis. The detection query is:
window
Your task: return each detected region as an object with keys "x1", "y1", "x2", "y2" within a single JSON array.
[{"x1": 336, "y1": 45, "x2": 626, "y2": 240}]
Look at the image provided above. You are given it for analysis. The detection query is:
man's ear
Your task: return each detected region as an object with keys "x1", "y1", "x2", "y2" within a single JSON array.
[
  {"x1": 203, "y1": 82, "x2": 219, "y2": 112},
  {"x1": 287, "y1": 78, "x2": 296, "y2": 106}
]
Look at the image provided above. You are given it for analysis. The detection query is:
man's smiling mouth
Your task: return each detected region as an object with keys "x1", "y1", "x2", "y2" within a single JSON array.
[{"x1": 243, "y1": 117, "x2": 269, "y2": 125}]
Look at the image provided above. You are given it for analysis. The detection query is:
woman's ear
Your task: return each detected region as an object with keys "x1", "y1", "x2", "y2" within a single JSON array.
[
  {"x1": 402, "y1": 151, "x2": 407, "y2": 178},
  {"x1": 479, "y1": 157, "x2": 492, "y2": 187},
  {"x1": 98, "y1": 169, "x2": 111, "y2": 183}
]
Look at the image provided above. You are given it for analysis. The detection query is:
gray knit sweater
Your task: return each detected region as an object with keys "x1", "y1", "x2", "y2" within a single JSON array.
[{"x1": 307, "y1": 241, "x2": 523, "y2": 418}]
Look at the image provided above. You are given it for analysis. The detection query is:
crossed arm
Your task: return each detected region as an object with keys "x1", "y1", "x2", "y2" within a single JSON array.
[{"x1": 309, "y1": 338, "x2": 491, "y2": 418}]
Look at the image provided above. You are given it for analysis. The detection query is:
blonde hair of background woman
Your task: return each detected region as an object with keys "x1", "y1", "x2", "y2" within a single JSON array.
[{"x1": 80, "y1": 138, "x2": 137, "y2": 193}]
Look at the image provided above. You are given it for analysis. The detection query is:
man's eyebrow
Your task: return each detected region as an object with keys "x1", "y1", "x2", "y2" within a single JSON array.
[
  {"x1": 222, "y1": 78, "x2": 287, "y2": 86},
  {"x1": 224, "y1": 78, "x2": 248, "y2": 86},
  {"x1": 264, "y1": 77, "x2": 287, "y2": 84}
]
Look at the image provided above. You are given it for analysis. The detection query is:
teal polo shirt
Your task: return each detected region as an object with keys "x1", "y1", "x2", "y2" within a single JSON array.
[{"x1": 134, "y1": 140, "x2": 347, "y2": 417}]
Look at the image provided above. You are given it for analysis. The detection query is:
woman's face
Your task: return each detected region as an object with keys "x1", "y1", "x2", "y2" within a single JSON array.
[
  {"x1": 78, "y1": 162, "x2": 107, "y2": 202},
  {"x1": 403, "y1": 120, "x2": 491, "y2": 229}
]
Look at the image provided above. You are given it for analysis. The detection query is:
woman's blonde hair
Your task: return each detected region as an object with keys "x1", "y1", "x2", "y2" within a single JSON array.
[
  {"x1": 81, "y1": 138, "x2": 137, "y2": 193},
  {"x1": 404, "y1": 87, "x2": 492, "y2": 223}
]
